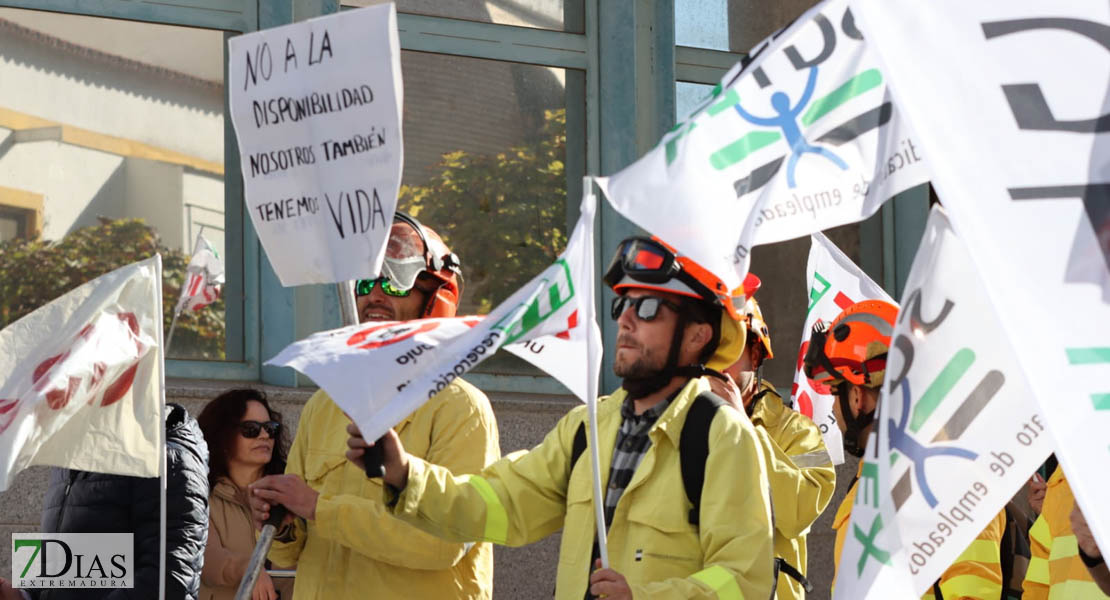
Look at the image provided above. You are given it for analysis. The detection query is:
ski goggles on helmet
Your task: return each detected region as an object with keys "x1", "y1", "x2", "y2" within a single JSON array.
[
  {"x1": 379, "y1": 212, "x2": 461, "y2": 293},
  {"x1": 610, "y1": 294, "x2": 682, "y2": 322},
  {"x1": 603, "y1": 237, "x2": 706, "y2": 300},
  {"x1": 355, "y1": 277, "x2": 412, "y2": 298},
  {"x1": 238, "y1": 420, "x2": 281, "y2": 439}
]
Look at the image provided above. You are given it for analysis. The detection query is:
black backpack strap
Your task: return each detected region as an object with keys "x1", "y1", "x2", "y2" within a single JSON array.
[
  {"x1": 570, "y1": 421, "x2": 587, "y2": 478},
  {"x1": 680, "y1": 392, "x2": 725, "y2": 526},
  {"x1": 774, "y1": 558, "x2": 814, "y2": 593}
]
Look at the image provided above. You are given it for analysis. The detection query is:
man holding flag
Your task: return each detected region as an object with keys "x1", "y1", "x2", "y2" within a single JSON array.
[
  {"x1": 342, "y1": 236, "x2": 776, "y2": 599},
  {"x1": 805, "y1": 299, "x2": 1006, "y2": 599},
  {"x1": 248, "y1": 213, "x2": 501, "y2": 599}
]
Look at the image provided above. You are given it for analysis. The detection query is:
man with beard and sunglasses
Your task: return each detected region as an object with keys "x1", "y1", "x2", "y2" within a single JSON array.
[
  {"x1": 341, "y1": 236, "x2": 776, "y2": 600},
  {"x1": 248, "y1": 213, "x2": 500, "y2": 600}
]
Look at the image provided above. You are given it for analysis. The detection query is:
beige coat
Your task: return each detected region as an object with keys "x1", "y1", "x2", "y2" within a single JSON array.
[{"x1": 201, "y1": 477, "x2": 296, "y2": 600}]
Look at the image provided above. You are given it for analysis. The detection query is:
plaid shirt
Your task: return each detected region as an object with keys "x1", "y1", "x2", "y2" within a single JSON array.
[{"x1": 602, "y1": 393, "x2": 675, "y2": 529}]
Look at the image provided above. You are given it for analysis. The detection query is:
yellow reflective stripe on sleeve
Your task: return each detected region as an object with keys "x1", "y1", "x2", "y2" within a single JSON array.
[
  {"x1": 1029, "y1": 516, "x2": 1050, "y2": 546},
  {"x1": 467, "y1": 475, "x2": 508, "y2": 545},
  {"x1": 1025, "y1": 556, "x2": 1050, "y2": 585},
  {"x1": 955, "y1": 539, "x2": 1002, "y2": 565},
  {"x1": 1046, "y1": 579, "x2": 1108, "y2": 600},
  {"x1": 939, "y1": 574, "x2": 1002, "y2": 598},
  {"x1": 789, "y1": 448, "x2": 833, "y2": 468},
  {"x1": 690, "y1": 565, "x2": 743, "y2": 600},
  {"x1": 1048, "y1": 535, "x2": 1078, "y2": 561}
]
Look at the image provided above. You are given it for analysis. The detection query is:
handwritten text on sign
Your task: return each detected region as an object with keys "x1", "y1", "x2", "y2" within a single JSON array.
[{"x1": 229, "y1": 4, "x2": 403, "y2": 286}]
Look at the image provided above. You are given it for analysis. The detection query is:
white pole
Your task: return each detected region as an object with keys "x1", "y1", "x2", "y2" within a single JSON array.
[
  {"x1": 155, "y1": 254, "x2": 168, "y2": 600},
  {"x1": 582, "y1": 177, "x2": 610, "y2": 568}
]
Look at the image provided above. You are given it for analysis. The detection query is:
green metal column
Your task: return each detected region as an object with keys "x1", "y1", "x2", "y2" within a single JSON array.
[
  {"x1": 858, "y1": 184, "x2": 930, "y2": 302},
  {"x1": 596, "y1": 0, "x2": 675, "y2": 394},
  {"x1": 258, "y1": 0, "x2": 341, "y2": 386}
]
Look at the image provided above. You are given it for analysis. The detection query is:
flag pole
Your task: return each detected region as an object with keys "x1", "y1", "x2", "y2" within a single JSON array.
[
  {"x1": 154, "y1": 254, "x2": 168, "y2": 600},
  {"x1": 582, "y1": 176, "x2": 610, "y2": 568}
]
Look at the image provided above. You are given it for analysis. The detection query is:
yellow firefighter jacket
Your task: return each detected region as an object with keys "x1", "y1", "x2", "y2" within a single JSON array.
[
  {"x1": 386, "y1": 377, "x2": 776, "y2": 599},
  {"x1": 748, "y1": 383, "x2": 836, "y2": 599},
  {"x1": 268, "y1": 382, "x2": 500, "y2": 599},
  {"x1": 1023, "y1": 467, "x2": 1110, "y2": 600}
]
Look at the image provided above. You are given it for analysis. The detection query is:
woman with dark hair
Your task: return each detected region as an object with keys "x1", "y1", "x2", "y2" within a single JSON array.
[{"x1": 197, "y1": 389, "x2": 294, "y2": 600}]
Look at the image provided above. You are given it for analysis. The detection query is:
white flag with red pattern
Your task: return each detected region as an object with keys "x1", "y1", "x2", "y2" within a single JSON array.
[
  {"x1": 175, "y1": 233, "x2": 224, "y2": 314},
  {"x1": 0, "y1": 256, "x2": 164, "y2": 491}
]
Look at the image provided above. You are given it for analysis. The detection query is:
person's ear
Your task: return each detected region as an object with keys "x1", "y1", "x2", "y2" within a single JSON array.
[{"x1": 683, "y1": 321, "x2": 712, "y2": 357}]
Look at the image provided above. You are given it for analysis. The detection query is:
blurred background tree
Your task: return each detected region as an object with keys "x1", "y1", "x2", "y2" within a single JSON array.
[
  {"x1": 399, "y1": 108, "x2": 569, "y2": 314},
  {"x1": 0, "y1": 218, "x2": 225, "y2": 359}
]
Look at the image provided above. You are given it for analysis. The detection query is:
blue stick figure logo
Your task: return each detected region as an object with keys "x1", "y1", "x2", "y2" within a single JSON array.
[{"x1": 732, "y1": 66, "x2": 849, "y2": 188}]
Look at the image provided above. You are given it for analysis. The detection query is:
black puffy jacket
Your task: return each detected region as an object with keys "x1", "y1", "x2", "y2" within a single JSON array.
[{"x1": 35, "y1": 403, "x2": 210, "y2": 600}]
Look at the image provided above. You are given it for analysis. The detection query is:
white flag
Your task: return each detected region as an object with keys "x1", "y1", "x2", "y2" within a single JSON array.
[
  {"x1": 851, "y1": 0, "x2": 1110, "y2": 555},
  {"x1": 175, "y1": 233, "x2": 224, "y2": 314},
  {"x1": 0, "y1": 256, "x2": 164, "y2": 491},
  {"x1": 268, "y1": 193, "x2": 601, "y2": 441},
  {"x1": 836, "y1": 206, "x2": 1052, "y2": 596},
  {"x1": 596, "y1": 0, "x2": 928, "y2": 296},
  {"x1": 791, "y1": 232, "x2": 893, "y2": 465},
  {"x1": 832, "y1": 431, "x2": 917, "y2": 600},
  {"x1": 228, "y1": 4, "x2": 403, "y2": 286}
]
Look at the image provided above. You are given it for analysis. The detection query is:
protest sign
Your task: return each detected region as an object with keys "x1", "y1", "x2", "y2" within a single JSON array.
[
  {"x1": 851, "y1": 0, "x2": 1110, "y2": 555},
  {"x1": 268, "y1": 192, "x2": 602, "y2": 442},
  {"x1": 596, "y1": 0, "x2": 927, "y2": 297},
  {"x1": 0, "y1": 257, "x2": 163, "y2": 491},
  {"x1": 792, "y1": 232, "x2": 893, "y2": 465},
  {"x1": 842, "y1": 207, "x2": 1051, "y2": 595},
  {"x1": 228, "y1": 4, "x2": 403, "y2": 286}
]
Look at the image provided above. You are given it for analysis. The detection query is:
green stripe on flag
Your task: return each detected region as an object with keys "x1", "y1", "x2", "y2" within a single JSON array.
[
  {"x1": 910, "y1": 348, "x2": 975, "y2": 433},
  {"x1": 1092, "y1": 394, "x2": 1110, "y2": 411},
  {"x1": 710, "y1": 131, "x2": 781, "y2": 170},
  {"x1": 1066, "y1": 347, "x2": 1110, "y2": 364},
  {"x1": 801, "y1": 68, "x2": 883, "y2": 126}
]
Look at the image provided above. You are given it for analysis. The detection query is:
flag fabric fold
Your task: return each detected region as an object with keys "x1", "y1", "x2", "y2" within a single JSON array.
[
  {"x1": 596, "y1": 0, "x2": 927, "y2": 295},
  {"x1": 175, "y1": 232, "x2": 224, "y2": 315},
  {"x1": 834, "y1": 206, "x2": 1052, "y2": 596},
  {"x1": 791, "y1": 232, "x2": 894, "y2": 465},
  {"x1": 267, "y1": 192, "x2": 602, "y2": 442},
  {"x1": 850, "y1": 0, "x2": 1110, "y2": 557},
  {"x1": 0, "y1": 256, "x2": 164, "y2": 491}
]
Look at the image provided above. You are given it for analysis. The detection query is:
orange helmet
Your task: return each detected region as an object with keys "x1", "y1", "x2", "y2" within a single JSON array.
[
  {"x1": 804, "y1": 299, "x2": 897, "y2": 388},
  {"x1": 604, "y1": 236, "x2": 746, "y2": 371},
  {"x1": 603, "y1": 236, "x2": 742, "y2": 321},
  {"x1": 740, "y1": 274, "x2": 773, "y2": 361},
  {"x1": 380, "y1": 212, "x2": 462, "y2": 318}
]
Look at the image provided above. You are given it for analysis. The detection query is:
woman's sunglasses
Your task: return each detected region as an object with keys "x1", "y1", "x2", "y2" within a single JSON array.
[
  {"x1": 238, "y1": 420, "x2": 281, "y2": 439},
  {"x1": 610, "y1": 295, "x2": 681, "y2": 322},
  {"x1": 355, "y1": 277, "x2": 411, "y2": 298}
]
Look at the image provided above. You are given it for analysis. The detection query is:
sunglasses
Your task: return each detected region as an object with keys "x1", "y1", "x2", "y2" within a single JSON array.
[
  {"x1": 238, "y1": 420, "x2": 281, "y2": 439},
  {"x1": 611, "y1": 295, "x2": 681, "y2": 322},
  {"x1": 355, "y1": 277, "x2": 411, "y2": 298}
]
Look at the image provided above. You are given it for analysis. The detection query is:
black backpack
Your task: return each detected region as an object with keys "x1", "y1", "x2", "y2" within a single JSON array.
[{"x1": 569, "y1": 391, "x2": 811, "y2": 594}]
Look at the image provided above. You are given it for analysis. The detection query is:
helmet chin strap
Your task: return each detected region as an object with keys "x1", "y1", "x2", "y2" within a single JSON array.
[
  {"x1": 837, "y1": 384, "x2": 875, "y2": 458},
  {"x1": 621, "y1": 308, "x2": 728, "y2": 399}
]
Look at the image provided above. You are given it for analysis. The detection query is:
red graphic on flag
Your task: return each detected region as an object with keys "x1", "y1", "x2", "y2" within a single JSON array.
[
  {"x1": 555, "y1": 311, "x2": 579, "y2": 340},
  {"x1": 834, "y1": 291, "x2": 854, "y2": 310}
]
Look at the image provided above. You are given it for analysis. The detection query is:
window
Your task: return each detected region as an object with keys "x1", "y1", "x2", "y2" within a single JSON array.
[
  {"x1": 0, "y1": 8, "x2": 232, "y2": 361},
  {"x1": 343, "y1": 0, "x2": 585, "y2": 33}
]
